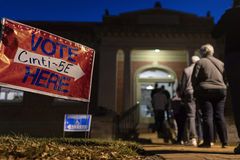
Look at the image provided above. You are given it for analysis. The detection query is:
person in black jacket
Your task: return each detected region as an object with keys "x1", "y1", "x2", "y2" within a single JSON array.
[
  {"x1": 151, "y1": 85, "x2": 168, "y2": 139},
  {"x1": 212, "y1": 0, "x2": 240, "y2": 153}
]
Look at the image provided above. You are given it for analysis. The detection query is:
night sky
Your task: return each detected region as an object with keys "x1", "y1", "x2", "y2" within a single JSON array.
[{"x1": 0, "y1": 0, "x2": 233, "y2": 23}]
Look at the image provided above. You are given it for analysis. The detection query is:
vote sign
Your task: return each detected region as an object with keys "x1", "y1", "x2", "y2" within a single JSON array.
[
  {"x1": 64, "y1": 114, "x2": 92, "y2": 132},
  {"x1": 0, "y1": 18, "x2": 95, "y2": 102}
]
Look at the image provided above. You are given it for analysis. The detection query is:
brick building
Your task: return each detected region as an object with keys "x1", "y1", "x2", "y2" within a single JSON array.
[{"x1": 0, "y1": 4, "x2": 222, "y2": 138}]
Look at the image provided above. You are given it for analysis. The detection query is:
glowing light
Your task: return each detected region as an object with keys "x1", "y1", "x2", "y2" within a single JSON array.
[
  {"x1": 154, "y1": 49, "x2": 160, "y2": 53},
  {"x1": 146, "y1": 85, "x2": 154, "y2": 90}
]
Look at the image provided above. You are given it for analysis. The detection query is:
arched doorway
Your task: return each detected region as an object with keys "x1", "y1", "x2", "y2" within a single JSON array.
[{"x1": 135, "y1": 66, "x2": 177, "y2": 130}]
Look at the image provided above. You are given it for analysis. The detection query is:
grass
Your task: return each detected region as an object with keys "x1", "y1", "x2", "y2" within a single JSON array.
[{"x1": 0, "y1": 135, "x2": 144, "y2": 160}]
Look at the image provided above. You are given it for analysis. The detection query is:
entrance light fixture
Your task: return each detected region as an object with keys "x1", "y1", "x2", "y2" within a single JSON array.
[
  {"x1": 154, "y1": 49, "x2": 160, "y2": 53},
  {"x1": 146, "y1": 85, "x2": 154, "y2": 90}
]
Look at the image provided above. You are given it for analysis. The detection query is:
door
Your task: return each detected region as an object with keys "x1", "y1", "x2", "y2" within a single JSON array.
[{"x1": 136, "y1": 68, "x2": 176, "y2": 130}]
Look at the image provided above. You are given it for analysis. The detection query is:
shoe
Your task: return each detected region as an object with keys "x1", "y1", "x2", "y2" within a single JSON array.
[
  {"x1": 191, "y1": 138, "x2": 197, "y2": 146},
  {"x1": 198, "y1": 143, "x2": 211, "y2": 148},
  {"x1": 222, "y1": 143, "x2": 228, "y2": 148},
  {"x1": 198, "y1": 140, "x2": 204, "y2": 145},
  {"x1": 234, "y1": 144, "x2": 240, "y2": 154},
  {"x1": 184, "y1": 138, "x2": 197, "y2": 146},
  {"x1": 179, "y1": 140, "x2": 184, "y2": 145}
]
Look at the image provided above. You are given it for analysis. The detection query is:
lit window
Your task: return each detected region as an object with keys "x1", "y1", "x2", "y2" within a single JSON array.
[
  {"x1": 0, "y1": 87, "x2": 23, "y2": 102},
  {"x1": 139, "y1": 69, "x2": 173, "y2": 79}
]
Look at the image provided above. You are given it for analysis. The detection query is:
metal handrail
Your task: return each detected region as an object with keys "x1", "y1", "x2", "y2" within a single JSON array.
[{"x1": 114, "y1": 104, "x2": 140, "y2": 139}]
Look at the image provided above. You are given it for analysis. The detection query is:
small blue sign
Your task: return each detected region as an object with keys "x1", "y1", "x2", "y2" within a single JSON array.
[{"x1": 64, "y1": 114, "x2": 92, "y2": 132}]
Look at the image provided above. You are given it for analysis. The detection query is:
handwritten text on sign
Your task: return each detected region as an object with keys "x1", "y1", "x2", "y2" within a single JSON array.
[{"x1": 0, "y1": 18, "x2": 95, "y2": 102}]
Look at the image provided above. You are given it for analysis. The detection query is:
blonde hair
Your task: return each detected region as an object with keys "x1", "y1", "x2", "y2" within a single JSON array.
[
  {"x1": 191, "y1": 56, "x2": 200, "y2": 64},
  {"x1": 200, "y1": 44, "x2": 214, "y2": 56}
]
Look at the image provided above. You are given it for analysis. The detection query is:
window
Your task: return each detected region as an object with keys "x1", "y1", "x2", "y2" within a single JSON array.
[
  {"x1": 0, "y1": 87, "x2": 23, "y2": 102},
  {"x1": 138, "y1": 69, "x2": 173, "y2": 79}
]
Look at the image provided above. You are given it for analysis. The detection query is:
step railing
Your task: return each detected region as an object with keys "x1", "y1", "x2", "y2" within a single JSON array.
[{"x1": 113, "y1": 104, "x2": 140, "y2": 139}]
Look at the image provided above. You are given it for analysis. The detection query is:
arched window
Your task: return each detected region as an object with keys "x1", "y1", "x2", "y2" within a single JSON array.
[{"x1": 138, "y1": 69, "x2": 174, "y2": 80}]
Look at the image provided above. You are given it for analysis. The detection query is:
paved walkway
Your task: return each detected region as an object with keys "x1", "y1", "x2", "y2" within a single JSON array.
[{"x1": 139, "y1": 132, "x2": 240, "y2": 160}]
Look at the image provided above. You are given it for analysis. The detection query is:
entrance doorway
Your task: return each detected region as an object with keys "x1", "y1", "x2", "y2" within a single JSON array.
[{"x1": 136, "y1": 68, "x2": 176, "y2": 131}]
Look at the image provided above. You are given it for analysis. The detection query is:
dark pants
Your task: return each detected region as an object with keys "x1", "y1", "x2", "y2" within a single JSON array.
[
  {"x1": 174, "y1": 107, "x2": 186, "y2": 142},
  {"x1": 196, "y1": 108, "x2": 203, "y2": 141},
  {"x1": 197, "y1": 89, "x2": 228, "y2": 144},
  {"x1": 172, "y1": 99, "x2": 186, "y2": 142},
  {"x1": 154, "y1": 109, "x2": 165, "y2": 137},
  {"x1": 225, "y1": 53, "x2": 240, "y2": 139}
]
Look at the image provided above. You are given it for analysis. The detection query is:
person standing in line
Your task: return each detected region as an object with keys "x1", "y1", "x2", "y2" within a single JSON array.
[
  {"x1": 160, "y1": 85, "x2": 171, "y2": 100},
  {"x1": 191, "y1": 44, "x2": 228, "y2": 148},
  {"x1": 160, "y1": 85, "x2": 171, "y2": 116},
  {"x1": 212, "y1": 0, "x2": 240, "y2": 153},
  {"x1": 171, "y1": 86, "x2": 186, "y2": 144},
  {"x1": 151, "y1": 83, "x2": 159, "y2": 99},
  {"x1": 180, "y1": 56, "x2": 200, "y2": 146},
  {"x1": 151, "y1": 83, "x2": 160, "y2": 132},
  {"x1": 151, "y1": 86, "x2": 168, "y2": 140}
]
